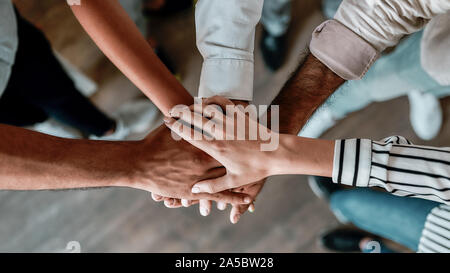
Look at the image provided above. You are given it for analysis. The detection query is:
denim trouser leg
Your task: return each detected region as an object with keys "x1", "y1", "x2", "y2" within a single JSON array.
[
  {"x1": 261, "y1": 0, "x2": 291, "y2": 37},
  {"x1": 322, "y1": 0, "x2": 342, "y2": 19},
  {"x1": 320, "y1": 30, "x2": 450, "y2": 120},
  {"x1": 330, "y1": 188, "x2": 439, "y2": 251},
  {"x1": 318, "y1": 0, "x2": 450, "y2": 120}
]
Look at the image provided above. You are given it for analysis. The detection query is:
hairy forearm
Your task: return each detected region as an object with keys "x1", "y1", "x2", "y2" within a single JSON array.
[
  {"x1": 272, "y1": 53, "x2": 345, "y2": 134},
  {"x1": 70, "y1": 0, "x2": 192, "y2": 114},
  {"x1": 0, "y1": 124, "x2": 134, "y2": 190}
]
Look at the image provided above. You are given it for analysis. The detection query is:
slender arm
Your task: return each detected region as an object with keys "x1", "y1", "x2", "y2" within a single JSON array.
[
  {"x1": 274, "y1": 135, "x2": 335, "y2": 177},
  {"x1": 274, "y1": 134, "x2": 450, "y2": 205},
  {"x1": 69, "y1": 0, "x2": 192, "y2": 114}
]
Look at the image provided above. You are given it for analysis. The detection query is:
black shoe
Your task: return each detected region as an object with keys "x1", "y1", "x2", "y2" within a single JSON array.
[
  {"x1": 308, "y1": 176, "x2": 341, "y2": 200},
  {"x1": 143, "y1": 0, "x2": 193, "y2": 17},
  {"x1": 320, "y1": 227, "x2": 376, "y2": 252},
  {"x1": 260, "y1": 28, "x2": 287, "y2": 71}
]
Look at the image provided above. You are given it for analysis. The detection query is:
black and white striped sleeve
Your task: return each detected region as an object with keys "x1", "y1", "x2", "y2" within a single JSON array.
[{"x1": 332, "y1": 136, "x2": 450, "y2": 205}]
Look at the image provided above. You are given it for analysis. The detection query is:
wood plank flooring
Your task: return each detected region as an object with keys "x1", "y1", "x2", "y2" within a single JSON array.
[{"x1": 2, "y1": 0, "x2": 448, "y2": 252}]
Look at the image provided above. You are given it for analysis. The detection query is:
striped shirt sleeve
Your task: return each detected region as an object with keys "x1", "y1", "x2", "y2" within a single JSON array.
[
  {"x1": 332, "y1": 136, "x2": 450, "y2": 205},
  {"x1": 418, "y1": 205, "x2": 450, "y2": 253}
]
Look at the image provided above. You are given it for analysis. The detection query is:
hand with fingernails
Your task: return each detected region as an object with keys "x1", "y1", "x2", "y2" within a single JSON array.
[
  {"x1": 164, "y1": 96, "x2": 277, "y2": 195},
  {"x1": 150, "y1": 181, "x2": 262, "y2": 224},
  {"x1": 150, "y1": 178, "x2": 260, "y2": 224},
  {"x1": 131, "y1": 123, "x2": 253, "y2": 209},
  {"x1": 151, "y1": 96, "x2": 267, "y2": 224}
]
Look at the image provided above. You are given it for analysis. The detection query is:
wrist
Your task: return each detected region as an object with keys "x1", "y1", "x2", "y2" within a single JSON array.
[
  {"x1": 111, "y1": 140, "x2": 157, "y2": 191},
  {"x1": 79, "y1": 140, "x2": 139, "y2": 189},
  {"x1": 270, "y1": 135, "x2": 335, "y2": 177},
  {"x1": 269, "y1": 134, "x2": 300, "y2": 175}
]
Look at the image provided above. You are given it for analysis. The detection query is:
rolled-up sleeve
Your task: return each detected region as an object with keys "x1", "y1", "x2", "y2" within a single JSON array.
[
  {"x1": 333, "y1": 136, "x2": 450, "y2": 205},
  {"x1": 195, "y1": 0, "x2": 263, "y2": 101},
  {"x1": 310, "y1": 0, "x2": 450, "y2": 80},
  {"x1": 0, "y1": 0, "x2": 18, "y2": 97}
]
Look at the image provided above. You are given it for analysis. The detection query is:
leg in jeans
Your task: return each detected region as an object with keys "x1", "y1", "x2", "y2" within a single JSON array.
[
  {"x1": 301, "y1": 30, "x2": 450, "y2": 137},
  {"x1": 319, "y1": 0, "x2": 450, "y2": 120},
  {"x1": 261, "y1": 0, "x2": 291, "y2": 37},
  {"x1": 0, "y1": 8, "x2": 115, "y2": 137},
  {"x1": 324, "y1": 30, "x2": 450, "y2": 120},
  {"x1": 330, "y1": 188, "x2": 439, "y2": 251}
]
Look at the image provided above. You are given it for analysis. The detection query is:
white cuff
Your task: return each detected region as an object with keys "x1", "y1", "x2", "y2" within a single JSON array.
[{"x1": 198, "y1": 59, "x2": 254, "y2": 101}]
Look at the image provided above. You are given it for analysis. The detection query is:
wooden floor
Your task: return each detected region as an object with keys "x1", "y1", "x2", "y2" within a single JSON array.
[{"x1": 2, "y1": 0, "x2": 448, "y2": 252}]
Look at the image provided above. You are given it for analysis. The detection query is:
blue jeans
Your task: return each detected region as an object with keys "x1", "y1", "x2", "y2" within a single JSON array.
[
  {"x1": 319, "y1": 0, "x2": 450, "y2": 121},
  {"x1": 330, "y1": 188, "x2": 439, "y2": 252}
]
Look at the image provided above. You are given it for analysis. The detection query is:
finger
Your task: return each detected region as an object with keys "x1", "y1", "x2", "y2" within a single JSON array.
[
  {"x1": 203, "y1": 96, "x2": 241, "y2": 132},
  {"x1": 194, "y1": 191, "x2": 252, "y2": 205},
  {"x1": 181, "y1": 199, "x2": 200, "y2": 207},
  {"x1": 192, "y1": 175, "x2": 236, "y2": 194},
  {"x1": 248, "y1": 203, "x2": 256, "y2": 213},
  {"x1": 171, "y1": 108, "x2": 223, "y2": 141},
  {"x1": 217, "y1": 201, "x2": 227, "y2": 211},
  {"x1": 164, "y1": 198, "x2": 182, "y2": 208},
  {"x1": 190, "y1": 200, "x2": 200, "y2": 206},
  {"x1": 168, "y1": 104, "x2": 191, "y2": 118},
  {"x1": 189, "y1": 103, "x2": 226, "y2": 130},
  {"x1": 164, "y1": 198, "x2": 174, "y2": 207},
  {"x1": 204, "y1": 96, "x2": 235, "y2": 110},
  {"x1": 230, "y1": 205, "x2": 241, "y2": 224},
  {"x1": 199, "y1": 200, "x2": 211, "y2": 216},
  {"x1": 181, "y1": 199, "x2": 190, "y2": 207},
  {"x1": 230, "y1": 203, "x2": 254, "y2": 224},
  {"x1": 172, "y1": 199, "x2": 183, "y2": 208},
  {"x1": 164, "y1": 116, "x2": 195, "y2": 139},
  {"x1": 164, "y1": 116, "x2": 214, "y2": 152},
  {"x1": 198, "y1": 166, "x2": 226, "y2": 181},
  {"x1": 151, "y1": 193, "x2": 164, "y2": 202},
  {"x1": 203, "y1": 104, "x2": 225, "y2": 123}
]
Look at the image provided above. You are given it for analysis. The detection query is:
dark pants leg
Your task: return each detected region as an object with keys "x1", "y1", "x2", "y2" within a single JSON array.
[{"x1": 0, "y1": 8, "x2": 115, "y2": 137}]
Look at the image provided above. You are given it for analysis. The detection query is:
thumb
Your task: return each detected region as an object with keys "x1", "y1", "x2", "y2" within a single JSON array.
[{"x1": 192, "y1": 175, "x2": 234, "y2": 194}]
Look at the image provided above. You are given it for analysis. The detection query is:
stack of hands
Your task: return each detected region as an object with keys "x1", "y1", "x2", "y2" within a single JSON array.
[
  {"x1": 144, "y1": 96, "x2": 271, "y2": 224},
  {"x1": 136, "y1": 96, "x2": 332, "y2": 224}
]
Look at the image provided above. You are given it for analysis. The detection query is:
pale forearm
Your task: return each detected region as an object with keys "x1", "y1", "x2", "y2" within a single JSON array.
[
  {"x1": 0, "y1": 124, "x2": 133, "y2": 190},
  {"x1": 270, "y1": 134, "x2": 335, "y2": 177},
  {"x1": 70, "y1": 0, "x2": 192, "y2": 114}
]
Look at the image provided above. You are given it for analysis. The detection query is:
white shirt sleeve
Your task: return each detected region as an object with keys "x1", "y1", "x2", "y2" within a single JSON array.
[
  {"x1": 0, "y1": 0, "x2": 18, "y2": 97},
  {"x1": 334, "y1": 0, "x2": 450, "y2": 52},
  {"x1": 195, "y1": 0, "x2": 263, "y2": 101},
  {"x1": 309, "y1": 0, "x2": 450, "y2": 80}
]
